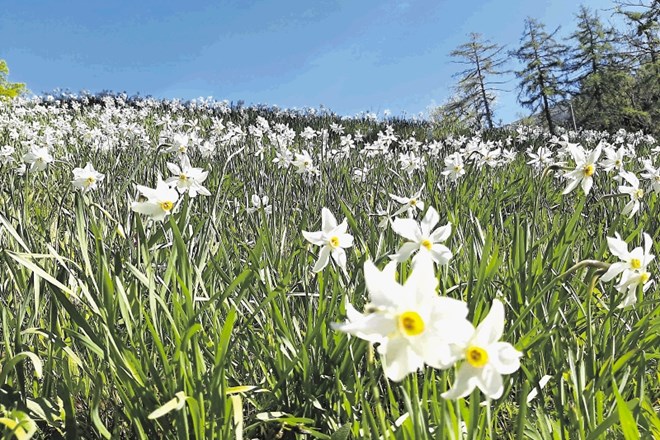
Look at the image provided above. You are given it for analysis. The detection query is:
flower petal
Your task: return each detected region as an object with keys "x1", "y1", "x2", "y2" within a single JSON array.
[
  {"x1": 391, "y1": 218, "x2": 422, "y2": 242},
  {"x1": 312, "y1": 246, "x2": 331, "y2": 272},
  {"x1": 390, "y1": 241, "x2": 420, "y2": 263},
  {"x1": 472, "y1": 299, "x2": 504, "y2": 346},
  {"x1": 302, "y1": 230, "x2": 325, "y2": 246},
  {"x1": 487, "y1": 341, "x2": 522, "y2": 375},
  {"x1": 441, "y1": 363, "x2": 479, "y2": 400},
  {"x1": 430, "y1": 223, "x2": 452, "y2": 243},
  {"x1": 379, "y1": 337, "x2": 424, "y2": 382},
  {"x1": 475, "y1": 364, "x2": 504, "y2": 399},
  {"x1": 421, "y1": 207, "x2": 440, "y2": 237},
  {"x1": 321, "y1": 207, "x2": 338, "y2": 233}
]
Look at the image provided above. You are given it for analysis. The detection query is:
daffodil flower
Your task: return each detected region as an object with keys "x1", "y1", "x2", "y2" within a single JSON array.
[
  {"x1": 562, "y1": 144, "x2": 601, "y2": 195},
  {"x1": 333, "y1": 258, "x2": 472, "y2": 382},
  {"x1": 390, "y1": 206, "x2": 452, "y2": 265},
  {"x1": 22, "y1": 146, "x2": 53, "y2": 172},
  {"x1": 72, "y1": 163, "x2": 105, "y2": 193},
  {"x1": 166, "y1": 155, "x2": 211, "y2": 197},
  {"x1": 302, "y1": 208, "x2": 353, "y2": 272},
  {"x1": 618, "y1": 171, "x2": 644, "y2": 218},
  {"x1": 389, "y1": 187, "x2": 424, "y2": 217},
  {"x1": 602, "y1": 232, "x2": 654, "y2": 308},
  {"x1": 441, "y1": 299, "x2": 522, "y2": 400},
  {"x1": 131, "y1": 179, "x2": 179, "y2": 222}
]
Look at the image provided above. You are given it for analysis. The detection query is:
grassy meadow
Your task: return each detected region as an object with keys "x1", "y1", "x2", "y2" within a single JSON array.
[{"x1": 0, "y1": 95, "x2": 659, "y2": 439}]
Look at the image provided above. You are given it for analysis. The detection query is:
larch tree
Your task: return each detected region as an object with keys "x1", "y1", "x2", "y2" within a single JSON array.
[
  {"x1": 448, "y1": 33, "x2": 508, "y2": 130},
  {"x1": 565, "y1": 6, "x2": 633, "y2": 130},
  {"x1": 512, "y1": 18, "x2": 569, "y2": 135}
]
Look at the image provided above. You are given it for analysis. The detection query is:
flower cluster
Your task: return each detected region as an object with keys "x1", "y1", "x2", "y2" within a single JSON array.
[
  {"x1": 303, "y1": 205, "x2": 521, "y2": 400},
  {"x1": 334, "y1": 256, "x2": 522, "y2": 400},
  {"x1": 601, "y1": 233, "x2": 654, "y2": 308}
]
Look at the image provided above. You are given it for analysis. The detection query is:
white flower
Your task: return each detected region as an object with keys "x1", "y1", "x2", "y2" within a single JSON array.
[
  {"x1": 302, "y1": 208, "x2": 353, "y2": 272},
  {"x1": 247, "y1": 194, "x2": 272, "y2": 215},
  {"x1": 72, "y1": 163, "x2": 105, "y2": 193},
  {"x1": 0, "y1": 145, "x2": 15, "y2": 164},
  {"x1": 602, "y1": 232, "x2": 654, "y2": 308},
  {"x1": 165, "y1": 155, "x2": 211, "y2": 197},
  {"x1": 617, "y1": 171, "x2": 644, "y2": 218},
  {"x1": 332, "y1": 258, "x2": 472, "y2": 382},
  {"x1": 163, "y1": 132, "x2": 194, "y2": 155},
  {"x1": 527, "y1": 146, "x2": 553, "y2": 169},
  {"x1": 389, "y1": 187, "x2": 424, "y2": 217},
  {"x1": 441, "y1": 299, "x2": 522, "y2": 400},
  {"x1": 131, "y1": 179, "x2": 180, "y2": 222},
  {"x1": 390, "y1": 207, "x2": 452, "y2": 266},
  {"x1": 640, "y1": 161, "x2": 660, "y2": 194},
  {"x1": 442, "y1": 152, "x2": 465, "y2": 182},
  {"x1": 292, "y1": 150, "x2": 319, "y2": 176},
  {"x1": 22, "y1": 146, "x2": 53, "y2": 171},
  {"x1": 562, "y1": 144, "x2": 601, "y2": 195},
  {"x1": 601, "y1": 145, "x2": 627, "y2": 174}
]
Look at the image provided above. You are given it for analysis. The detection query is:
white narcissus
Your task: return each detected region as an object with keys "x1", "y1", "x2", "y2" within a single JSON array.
[
  {"x1": 131, "y1": 179, "x2": 179, "y2": 222},
  {"x1": 617, "y1": 171, "x2": 644, "y2": 218},
  {"x1": 602, "y1": 232, "x2": 654, "y2": 308},
  {"x1": 390, "y1": 206, "x2": 452, "y2": 266},
  {"x1": 302, "y1": 208, "x2": 353, "y2": 272},
  {"x1": 166, "y1": 155, "x2": 211, "y2": 197},
  {"x1": 332, "y1": 257, "x2": 473, "y2": 382},
  {"x1": 442, "y1": 152, "x2": 466, "y2": 182},
  {"x1": 640, "y1": 160, "x2": 660, "y2": 194},
  {"x1": 562, "y1": 144, "x2": 601, "y2": 195},
  {"x1": 442, "y1": 299, "x2": 522, "y2": 400},
  {"x1": 389, "y1": 187, "x2": 424, "y2": 217},
  {"x1": 72, "y1": 163, "x2": 105, "y2": 193},
  {"x1": 22, "y1": 146, "x2": 53, "y2": 171}
]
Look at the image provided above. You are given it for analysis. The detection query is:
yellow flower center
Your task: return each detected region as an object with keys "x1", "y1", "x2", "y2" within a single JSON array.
[
  {"x1": 399, "y1": 311, "x2": 425, "y2": 336},
  {"x1": 179, "y1": 173, "x2": 188, "y2": 181},
  {"x1": 421, "y1": 239, "x2": 433, "y2": 250},
  {"x1": 410, "y1": 199, "x2": 417, "y2": 206},
  {"x1": 615, "y1": 160, "x2": 621, "y2": 166},
  {"x1": 454, "y1": 165, "x2": 462, "y2": 172},
  {"x1": 583, "y1": 164, "x2": 595, "y2": 177},
  {"x1": 329, "y1": 236, "x2": 340, "y2": 248},
  {"x1": 85, "y1": 176, "x2": 95, "y2": 186},
  {"x1": 640, "y1": 272, "x2": 650, "y2": 283},
  {"x1": 160, "y1": 201, "x2": 174, "y2": 211},
  {"x1": 466, "y1": 346, "x2": 489, "y2": 368},
  {"x1": 630, "y1": 258, "x2": 642, "y2": 269},
  {"x1": 635, "y1": 189, "x2": 644, "y2": 199}
]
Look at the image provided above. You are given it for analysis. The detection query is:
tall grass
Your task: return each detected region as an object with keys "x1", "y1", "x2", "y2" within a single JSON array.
[{"x1": 0, "y1": 96, "x2": 658, "y2": 439}]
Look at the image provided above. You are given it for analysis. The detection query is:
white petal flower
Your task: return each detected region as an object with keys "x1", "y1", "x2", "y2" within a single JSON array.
[
  {"x1": 333, "y1": 258, "x2": 472, "y2": 382},
  {"x1": 72, "y1": 163, "x2": 105, "y2": 193},
  {"x1": 131, "y1": 179, "x2": 179, "y2": 222},
  {"x1": 302, "y1": 208, "x2": 353, "y2": 272},
  {"x1": 442, "y1": 299, "x2": 522, "y2": 400},
  {"x1": 391, "y1": 207, "x2": 453, "y2": 265}
]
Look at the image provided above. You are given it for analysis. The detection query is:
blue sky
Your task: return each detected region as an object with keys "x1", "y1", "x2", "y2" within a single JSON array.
[{"x1": 1, "y1": 0, "x2": 621, "y2": 123}]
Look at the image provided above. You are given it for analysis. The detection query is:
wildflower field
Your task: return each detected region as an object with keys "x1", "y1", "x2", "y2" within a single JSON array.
[{"x1": 0, "y1": 95, "x2": 659, "y2": 439}]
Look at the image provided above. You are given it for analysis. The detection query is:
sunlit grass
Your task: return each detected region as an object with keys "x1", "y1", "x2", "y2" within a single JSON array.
[{"x1": 0, "y1": 96, "x2": 658, "y2": 439}]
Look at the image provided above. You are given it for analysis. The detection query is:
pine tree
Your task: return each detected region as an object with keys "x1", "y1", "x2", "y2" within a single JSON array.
[
  {"x1": 512, "y1": 18, "x2": 568, "y2": 135},
  {"x1": 448, "y1": 33, "x2": 508, "y2": 130}
]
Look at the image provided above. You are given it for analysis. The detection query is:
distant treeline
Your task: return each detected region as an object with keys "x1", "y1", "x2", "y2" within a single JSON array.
[{"x1": 434, "y1": 0, "x2": 660, "y2": 136}]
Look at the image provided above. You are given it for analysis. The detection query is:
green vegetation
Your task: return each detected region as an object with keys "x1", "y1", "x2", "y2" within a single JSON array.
[
  {"x1": 0, "y1": 60, "x2": 26, "y2": 100},
  {"x1": 0, "y1": 96, "x2": 658, "y2": 438}
]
